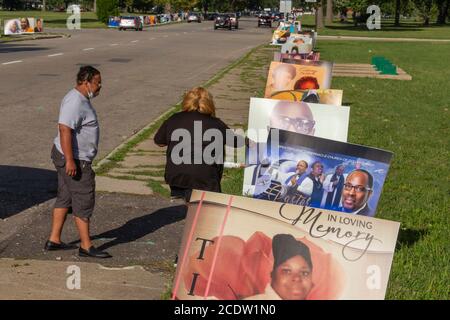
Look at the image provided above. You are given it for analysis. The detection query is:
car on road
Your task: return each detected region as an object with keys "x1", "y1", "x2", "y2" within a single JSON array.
[
  {"x1": 119, "y1": 16, "x2": 143, "y2": 31},
  {"x1": 258, "y1": 15, "x2": 272, "y2": 27},
  {"x1": 271, "y1": 12, "x2": 284, "y2": 22},
  {"x1": 228, "y1": 13, "x2": 239, "y2": 29},
  {"x1": 187, "y1": 13, "x2": 202, "y2": 23},
  {"x1": 214, "y1": 14, "x2": 233, "y2": 30}
]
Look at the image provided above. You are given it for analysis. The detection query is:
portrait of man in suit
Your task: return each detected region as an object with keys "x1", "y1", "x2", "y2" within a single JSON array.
[{"x1": 339, "y1": 169, "x2": 374, "y2": 216}]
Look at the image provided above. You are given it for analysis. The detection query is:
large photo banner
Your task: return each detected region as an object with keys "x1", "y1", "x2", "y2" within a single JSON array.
[
  {"x1": 274, "y1": 52, "x2": 321, "y2": 62},
  {"x1": 172, "y1": 190, "x2": 400, "y2": 300},
  {"x1": 4, "y1": 18, "x2": 43, "y2": 35},
  {"x1": 247, "y1": 97, "x2": 350, "y2": 144},
  {"x1": 264, "y1": 61, "x2": 333, "y2": 97},
  {"x1": 270, "y1": 89, "x2": 343, "y2": 106},
  {"x1": 271, "y1": 24, "x2": 291, "y2": 45},
  {"x1": 244, "y1": 129, "x2": 393, "y2": 217},
  {"x1": 281, "y1": 34, "x2": 314, "y2": 54}
]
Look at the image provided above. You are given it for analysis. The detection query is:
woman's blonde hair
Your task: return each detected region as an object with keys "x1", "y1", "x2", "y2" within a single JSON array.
[{"x1": 182, "y1": 87, "x2": 216, "y2": 117}]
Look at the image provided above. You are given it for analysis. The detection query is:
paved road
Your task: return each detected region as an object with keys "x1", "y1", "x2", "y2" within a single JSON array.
[
  {"x1": 0, "y1": 18, "x2": 270, "y2": 218},
  {"x1": 0, "y1": 18, "x2": 269, "y2": 167}
]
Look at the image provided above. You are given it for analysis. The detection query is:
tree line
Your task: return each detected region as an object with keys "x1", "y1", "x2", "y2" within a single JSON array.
[{"x1": 1, "y1": 0, "x2": 448, "y2": 25}]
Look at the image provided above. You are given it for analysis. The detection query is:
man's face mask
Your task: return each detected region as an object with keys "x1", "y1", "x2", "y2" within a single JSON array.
[{"x1": 87, "y1": 83, "x2": 95, "y2": 100}]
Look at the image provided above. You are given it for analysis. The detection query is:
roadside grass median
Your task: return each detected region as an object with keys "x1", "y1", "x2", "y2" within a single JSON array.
[
  {"x1": 220, "y1": 39, "x2": 450, "y2": 300},
  {"x1": 0, "y1": 10, "x2": 105, "y2": 29},
  {"x1": 299, "y1": 14, "x2": 450, "y2": 40},
  {"x1": 0, "y1": 10, "x2": 185, "y2": 31}
]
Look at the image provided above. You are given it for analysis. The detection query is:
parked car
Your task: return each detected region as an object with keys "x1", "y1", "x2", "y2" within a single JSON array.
[
  {"x1": 258, "y1": 15, "x2": 272, "y2": 27},
  {"x1": 187, "y1": 13, "x2": 202, "y2": 23},
  {"x1": 119, "y1": 16, "x2": 143, "y2": 31},
  {"x1": 214, "y1": 14, "x2": 233, "y2": 30}
]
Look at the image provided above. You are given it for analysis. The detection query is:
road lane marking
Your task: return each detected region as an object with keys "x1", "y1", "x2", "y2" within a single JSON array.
[
  {"x1": 83, "y1": 48, "x2": 95, "y2": 51},
  {"x1": 110, "y1": 43, "x2": 119, "y2": 46},
  {"x1": 2, "y1": 60, "x2": 23, "y2": 65},
  {"x1": 149, "y1": 37, "x2": 156, "y2": 40},
  {"x1": 183, "y1": 32, "x2": 188, "y2": 34},
  {"x1": 48, "y1": 53, "x2": 63, "y2": 57},
  {"x1": 131, "y1": 40, "x2": 139, "y2": 43},
  {"x1": 163, "y1": 35, "x2": 169, "y2": 38}
]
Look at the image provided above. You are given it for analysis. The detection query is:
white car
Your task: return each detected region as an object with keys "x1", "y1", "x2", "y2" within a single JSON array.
[
  {"x1": 119, "y1": 16, "x2": 143, "y2": 31},
  {"x1": 187, "y1": 13, "x2": 202, "y2": 23}
]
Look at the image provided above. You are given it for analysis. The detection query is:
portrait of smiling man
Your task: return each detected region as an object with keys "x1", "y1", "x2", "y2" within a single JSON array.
[{"x1": 339, "y1": 169, "x2": 374, "y2": 216}]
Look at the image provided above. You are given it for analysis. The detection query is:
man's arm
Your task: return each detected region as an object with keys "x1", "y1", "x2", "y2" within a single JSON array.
[{"x1": 59, "y1": 124, "x2": 77, "y2": 177}]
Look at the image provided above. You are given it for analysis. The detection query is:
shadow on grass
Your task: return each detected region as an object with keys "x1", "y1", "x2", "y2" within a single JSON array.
[
  {"x1": 325, "y1": 25, "x2": 423, "y2": 32},
  {"x1": 396, "y1": 227, "x2": 429, "y2": 248},
  {"x1": 44, "y1": 18, "x2": 102, "y2": 25}
]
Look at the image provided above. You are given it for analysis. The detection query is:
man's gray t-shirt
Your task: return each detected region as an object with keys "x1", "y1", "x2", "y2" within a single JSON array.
[{"x1": 54, "y1": 88, "x2": 99, "y2": 162}]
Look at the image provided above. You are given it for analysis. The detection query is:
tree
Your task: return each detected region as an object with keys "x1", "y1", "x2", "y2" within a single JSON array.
[
  {"x1": 315, "y1": 0, "x2": 325, "y2": 29},
  {"x1": 96, "y1": 0, "x2": 120, "y2": 23},
  {"x1": 326, "y1": 0, "x2": 334, "y2": 25},
  {"x1": 413, "y1": 0, "x2": 436, "y2": 25},
  {"x1": 394, "y1": 0, "x2": 401, "y2": 25},
  {"x1": 436, "y1": 0, "x2": 449, "y2": 23}
]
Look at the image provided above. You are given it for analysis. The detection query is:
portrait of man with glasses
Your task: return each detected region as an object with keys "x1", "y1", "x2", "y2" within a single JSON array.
[
  {"x1": 269, "y1": 100, "x2": 316, "y2": 136},
  {"x1": 338, "y1": 169, "x2": 374, "y2": 216}
]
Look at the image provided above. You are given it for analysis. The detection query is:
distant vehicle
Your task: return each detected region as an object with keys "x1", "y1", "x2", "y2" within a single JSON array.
[
  {"x1": 206, "y1": 13, "x2": 219, "y2": 21},
  {"x1": 187, "y1": 13, "x2": 202, "y2": 23},
  {"x1": 227, "y1": 13, "x2": 239, "y2": 29},
  {"x1": 214, "y1": 14, "x2": 233, "y2": 30},
  {"x1": 258, "y1": 15, "x2": 272, "y2": 27},
  {"x1": 119, "y1": 16, "x2": 143, "y2": 31},
  {"x1": 271, "y1": 12, "x2": 284, "y2": 21}
]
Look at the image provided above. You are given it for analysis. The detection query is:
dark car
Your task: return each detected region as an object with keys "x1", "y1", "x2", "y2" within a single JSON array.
[
  {"x1": 206, "y1": 13, "x2": 219, "y2": 20},
  {"x1": 271, "y1": 12, "x2": 284, "y2": 21},
  {"x1": 214, "y1": 14, "x2": 237, "y2": 30},
  {"x1": 258, "y1": 15, "x2": 272, "y2": 27}
]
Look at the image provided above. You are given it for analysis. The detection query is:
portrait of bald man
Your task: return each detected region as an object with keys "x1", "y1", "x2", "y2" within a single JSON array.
[{"x1": 269, "y1": 100, "x2": 316, "y2": 136}]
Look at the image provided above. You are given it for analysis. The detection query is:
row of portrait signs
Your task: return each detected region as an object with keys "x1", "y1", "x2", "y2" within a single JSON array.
[
  {"x1": 3, "y1": 17, "x2": 44, "y2": 35},
  {"x1": 172, "y1": 21, "x2": 400, "y2": 300}
]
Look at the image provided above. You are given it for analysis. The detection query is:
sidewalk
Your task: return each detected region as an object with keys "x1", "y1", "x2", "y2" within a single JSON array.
[
  {"x1": 0, "y1": 258, "x2": 165, "y2": 300},
  {"x1": 94, "y1": 44, "x2": 278, "y2": 196},
  {"x1": 0, "y1": 44, "x2": 277, "y2": 300}
]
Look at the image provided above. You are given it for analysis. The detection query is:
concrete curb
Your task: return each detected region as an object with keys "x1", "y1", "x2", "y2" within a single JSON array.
[{"x1": 0, "y1": 33, "x2": 70, "y2": 43}]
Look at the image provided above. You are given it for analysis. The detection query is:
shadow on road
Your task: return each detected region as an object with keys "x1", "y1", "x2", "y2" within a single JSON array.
[
  {"x1": 0, "y1": 166, "x2": 57, "y2": 219},
  {"x1": 0, "y1": 43, "x2": 51, "y2": 54},
  {"x1": 70, "y1": 205, "x2": 187, "y2": 251}
]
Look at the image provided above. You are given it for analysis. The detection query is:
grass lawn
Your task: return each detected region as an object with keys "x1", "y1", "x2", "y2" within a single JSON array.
[
  {"x1": 299, "y1": 14, "x2": 450, "y2": 39},
  {"x1": 222, "y1": 40, "x2": 449, "y2": 299},
  {"x1": 0, "y1": 10, "x2": 104, "y2": 29}
]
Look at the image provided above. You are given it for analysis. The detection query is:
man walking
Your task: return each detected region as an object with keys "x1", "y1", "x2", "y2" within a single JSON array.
[{"x1": 45, "y1": 66, "x2": 111, "y2": 258}]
